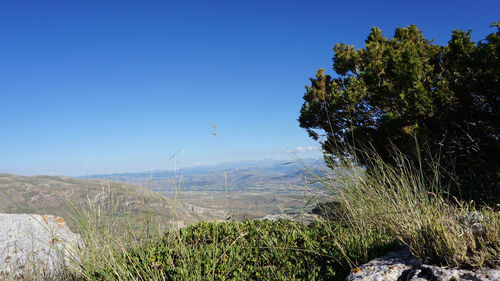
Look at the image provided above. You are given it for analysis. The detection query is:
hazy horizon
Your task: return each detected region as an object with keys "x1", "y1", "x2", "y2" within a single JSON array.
[{"x1": 1, "y1": 154, "x2": 325, "y2": 177}]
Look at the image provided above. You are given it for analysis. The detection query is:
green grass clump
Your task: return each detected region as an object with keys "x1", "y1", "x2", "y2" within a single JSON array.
[
  {"x1": 86, "y1": 219, "x2": 398, "y2": 280},
  {"x1": 319, "y1": 146, "x2": 500, "y2": 268}
]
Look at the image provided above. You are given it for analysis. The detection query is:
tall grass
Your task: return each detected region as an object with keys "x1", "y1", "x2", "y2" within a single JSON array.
[
  {"x1": 70, "y1": 169, "x2": 226, "y2": 281},
  {"x1": 317, "y1": 144, "x2": 500, "y2": 268}
]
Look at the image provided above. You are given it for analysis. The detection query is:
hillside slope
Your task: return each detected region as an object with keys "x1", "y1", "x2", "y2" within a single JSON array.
[{"x1": 0, "y1": 173, "x2": 222, "y2": 230}]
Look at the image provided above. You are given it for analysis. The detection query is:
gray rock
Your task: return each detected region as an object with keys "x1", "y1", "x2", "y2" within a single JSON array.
[
  {"x1": 346, "y1": 247, "x2": 500, "y2": 281},
  {"x1": 259, "y1": 213, "x2": 320, "y2": 225},
  {"x1": 0, "y1": 213, "x2": 84, "y2": 279},
  {"x1": 345, "y1": 247, "x2": 420, "y2": 281}
]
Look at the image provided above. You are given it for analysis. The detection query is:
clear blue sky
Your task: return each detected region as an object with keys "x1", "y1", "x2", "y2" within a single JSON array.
[{"x1": 0, "y1": 0, "x2": 498, "y2": 176}]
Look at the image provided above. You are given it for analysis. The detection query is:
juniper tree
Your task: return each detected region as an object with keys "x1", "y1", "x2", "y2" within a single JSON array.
[{"x1": 299, "y1": 23, "x2": 499, "y2": 203}]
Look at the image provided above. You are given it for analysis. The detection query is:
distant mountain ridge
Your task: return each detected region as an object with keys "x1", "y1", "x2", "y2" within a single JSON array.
[
  {"x1": 83, "y1": 158, "x2": 325, "y2": 178},
  {"x1": 83, "y1": 158, "x2": 328, "y2": 191}
]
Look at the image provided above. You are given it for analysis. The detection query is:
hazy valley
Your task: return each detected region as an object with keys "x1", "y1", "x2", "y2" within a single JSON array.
[{"x1": 0, "y1": 159, "x2": 330, "y2": 231}]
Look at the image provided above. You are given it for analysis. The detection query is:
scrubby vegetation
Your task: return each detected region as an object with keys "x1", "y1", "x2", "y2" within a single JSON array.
[
  {"x1": 62, "y1": 146, "x2": 498, "y2": 280},
  {"x1": 84, "y1": 219, "x2": 397, "y2": 280},
  {"x1": 65, "y1": 147, "x2": 498, "y2": 280},
  {"x1": 58, "y1": 180, "x2": 397, "y2": 280}
]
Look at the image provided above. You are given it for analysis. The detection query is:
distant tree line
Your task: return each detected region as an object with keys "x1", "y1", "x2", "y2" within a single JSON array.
[{"x1": 299, "y1": 23, "x2": 499, "y2": 204}]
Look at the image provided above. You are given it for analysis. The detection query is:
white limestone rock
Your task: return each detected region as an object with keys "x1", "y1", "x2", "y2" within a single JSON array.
[
  {"x1": 346, "y1": 247, "x2": 500, "y2": 281},
  {"x1": 0, "y1": 213, "x2": 84, "y2": 279},
  {"x1": 346, "y1": 247, "x2": 420, "y2": 281}
]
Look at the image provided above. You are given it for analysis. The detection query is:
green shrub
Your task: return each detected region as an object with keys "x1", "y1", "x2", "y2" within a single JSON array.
[
  {"x1": 88, "y1": 219, "x2": 398, "y2": 280},
  {"x1": 299, "y1": 23, "x2": 500, "y2": 204}
]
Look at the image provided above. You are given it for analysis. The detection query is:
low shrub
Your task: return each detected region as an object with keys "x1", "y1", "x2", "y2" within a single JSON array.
[{"x1": 87, "y1": 219, "x2": 399, "y2": 280}]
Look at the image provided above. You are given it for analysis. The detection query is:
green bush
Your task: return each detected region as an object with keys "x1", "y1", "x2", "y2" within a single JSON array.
[
  {"x1": 88, "y1": 219, "x2": 399, "y2": 280},
  {"x1": 299, "y1": 23, "x2": 500, "y2": 204}
]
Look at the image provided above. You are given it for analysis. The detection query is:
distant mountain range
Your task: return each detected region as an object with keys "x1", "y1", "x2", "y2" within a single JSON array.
[{"x1": 83, "y1": 159, "x2": 329, "y2": 191}]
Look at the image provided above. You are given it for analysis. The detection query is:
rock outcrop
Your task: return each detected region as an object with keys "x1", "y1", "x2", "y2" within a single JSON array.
[
  {"x1": 346, "y1": 247, "x2": 500, "y2": 281},
  {"x1": 0, "y1": 213, "x2": 84, "y2": 279}
]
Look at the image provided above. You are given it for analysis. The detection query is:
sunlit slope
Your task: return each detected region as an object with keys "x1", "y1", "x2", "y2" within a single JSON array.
[{"x1": 0, "y1": 173, "x2": 216, "y2": 230}]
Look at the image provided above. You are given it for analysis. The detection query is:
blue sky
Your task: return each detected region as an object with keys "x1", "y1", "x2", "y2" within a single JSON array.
[{"x1": 0, "y1": 0, "x2": 498, "y2": 176}]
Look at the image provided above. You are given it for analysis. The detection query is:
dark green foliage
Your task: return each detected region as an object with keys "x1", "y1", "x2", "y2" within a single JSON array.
[
  {"x1": 299, "y1": 23, "x2": 500, "y2": 204},
  {"x1": 311, "y1": 201, "x2": 348, "y2": 223},
  {"x1": 89, "y1": 219, "x2": 399, "y2": 280}
]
